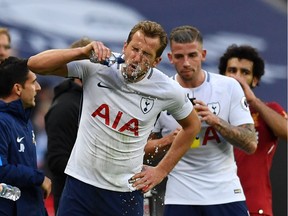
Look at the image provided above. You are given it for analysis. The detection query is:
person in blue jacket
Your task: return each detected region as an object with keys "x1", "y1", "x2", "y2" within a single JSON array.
[{"x1": 0, "y1": 56, "x2": 51, "y2": 216}]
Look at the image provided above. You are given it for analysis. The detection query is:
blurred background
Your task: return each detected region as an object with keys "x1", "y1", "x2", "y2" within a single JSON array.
[{"x1": 0, "y1": 0, "x2": 286, "y2": 215}]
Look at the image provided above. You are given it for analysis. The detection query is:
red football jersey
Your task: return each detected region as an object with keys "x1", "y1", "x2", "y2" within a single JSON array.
[{"x1": 234, "y1": 102, "x2": 287, "y2": 216}]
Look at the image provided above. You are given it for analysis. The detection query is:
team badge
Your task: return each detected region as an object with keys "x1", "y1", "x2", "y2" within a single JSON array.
[
  {"x1": 241, "y1": 97, "x2": 249, "y2": 111},
  {"x1": 140, "y1": 97, "x2": 154, "y2": 114},
  {"x1": 207, "y1": 102, "x2": 220, "y2": 115}
]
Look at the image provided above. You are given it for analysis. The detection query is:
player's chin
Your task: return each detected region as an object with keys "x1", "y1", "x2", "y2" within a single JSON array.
[{"x1": 30, "y1": 99, "x2": 36, "y2": 107}]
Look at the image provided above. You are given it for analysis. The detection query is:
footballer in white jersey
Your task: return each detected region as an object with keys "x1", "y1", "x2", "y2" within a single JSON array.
[
  {"x1": 64, "y1": 58, "x2": 193, "y2": 192},
  {"x1": 153, "y1": 71, "x2": 254, "y2": 205}
]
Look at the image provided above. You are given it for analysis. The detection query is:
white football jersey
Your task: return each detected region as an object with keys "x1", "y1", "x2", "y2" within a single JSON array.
[
  {"x1": 64, "y1": 59, "x2": 193, "y2": 192},
  {"x1": 153, "y1": 71, "x2": 254, "y2": 205}
]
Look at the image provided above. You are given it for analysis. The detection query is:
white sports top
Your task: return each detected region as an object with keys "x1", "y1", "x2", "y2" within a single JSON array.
[
  {"x1": 64, "y1": 58, "x2": 193, "y2": 192},
  {"x1": 153, "y1": 71, "x2": 254, "y2": 205}
]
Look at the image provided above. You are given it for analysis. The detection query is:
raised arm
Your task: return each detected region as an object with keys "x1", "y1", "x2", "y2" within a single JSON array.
[
  {"x1": 27, "y1": 41, "x2": 111, "y2": 77},
  {"x1": 233, "y1": 75, "x2": 287, "y2": 140},
  {"x1": 249, "y1": 98, "x2": 287, "y2": 140}
]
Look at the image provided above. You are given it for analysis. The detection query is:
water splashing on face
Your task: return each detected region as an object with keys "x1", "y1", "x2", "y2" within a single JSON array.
[{"x1": 121, "y1": 61, "x2": 151, "y2": 82}]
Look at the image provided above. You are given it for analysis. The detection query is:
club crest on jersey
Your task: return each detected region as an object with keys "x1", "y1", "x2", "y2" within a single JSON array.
[
  {"x1": 207, "y1": 102, "x2": 220, "y2": 115},
  {"x1": 140, "y1": 97, "x2": 154, "y2": 114}
]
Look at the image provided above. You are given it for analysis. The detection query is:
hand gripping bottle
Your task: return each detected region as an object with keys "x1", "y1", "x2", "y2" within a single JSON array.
[
  {"x1": 0, "y1": 183, "x2": 21, "y2": 201},
  {"x1": 89, "y1": 50, "x2": 124, "y2": 66}
]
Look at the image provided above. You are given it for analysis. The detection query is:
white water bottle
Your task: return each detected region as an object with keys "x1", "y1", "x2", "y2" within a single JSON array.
[{"x1": 0, "y1": 183, "x2": 21, "y2": 201}]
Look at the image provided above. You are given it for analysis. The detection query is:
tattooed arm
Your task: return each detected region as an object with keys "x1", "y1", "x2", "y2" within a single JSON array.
[
  {"x1": 213, "y1": 120, "x2": 257, "y2": 154},
  {"x1": 194, "y1": 99, "x2": 257, "y2": 154}
]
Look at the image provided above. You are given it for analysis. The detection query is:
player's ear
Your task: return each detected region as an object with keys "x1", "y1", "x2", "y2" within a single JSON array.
[
  {"x1": 152, "y1": 57, "x2": 162, "y2": 67},
  {"x1": 167, "y1": 52, "x2": 173, "y2": 63},
  {"x1": 13, "y1": 83, "x2": 23, "y2": 97},
  {"x1": 252, "y1": 76, "x2": 259, "y2": 88}
]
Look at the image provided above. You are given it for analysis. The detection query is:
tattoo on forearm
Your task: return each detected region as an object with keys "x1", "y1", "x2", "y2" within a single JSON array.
[{"x1": 214, "y1": 119, "x2": 257, "y2": 153}]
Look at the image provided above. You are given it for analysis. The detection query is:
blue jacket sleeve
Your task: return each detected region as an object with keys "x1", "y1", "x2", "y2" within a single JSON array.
[{"x1": 0, "y1": 119, "x2": 45, "y2": 187}]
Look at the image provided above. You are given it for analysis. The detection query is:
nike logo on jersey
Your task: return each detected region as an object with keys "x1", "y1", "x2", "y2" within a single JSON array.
[
  {"x1": 97, "y1": 82, "x2": 112, "y2": 89},
  {"x1": 17, "y1": 137, "x2": 24, "y2": 142},
  {"x1": 17, "y1": 137, "x2": 25, "y2": 152}
]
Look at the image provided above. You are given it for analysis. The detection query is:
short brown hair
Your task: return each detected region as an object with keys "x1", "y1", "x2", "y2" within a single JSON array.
[
  {"x1": 126, "y1": 20, "x2": 168, "y2": 58},
  {"x1": 169, "y1": 25, "x2": 203, "y2": 47}
]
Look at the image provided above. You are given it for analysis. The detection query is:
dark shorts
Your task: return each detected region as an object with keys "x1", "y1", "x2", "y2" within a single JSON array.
[
  {"x1": 163, "y1": 201, "x2": 249, "y2": 216},
  {"x1": 57, "y1": 176, "x2": 144, "y2": 216}
]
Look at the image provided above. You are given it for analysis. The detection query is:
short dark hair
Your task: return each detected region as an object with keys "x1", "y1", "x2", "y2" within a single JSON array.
[
  {"x1": 169, "y1": 25, "x2": 203, "y2": 46},
  {"x1": 126, "y1": 20, "x2": 168, "y2": 58},
  {"x1": 0, "y1": 56, "x2": 29, "y2": 98},
  {"x1": 218, "y1": 44, "x2": 265, "y2": 82}
]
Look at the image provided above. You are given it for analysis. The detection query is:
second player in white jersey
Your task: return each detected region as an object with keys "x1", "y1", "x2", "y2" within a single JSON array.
[{"x1": 153, "y1": 71, "x2": 254, "y2": 205}]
